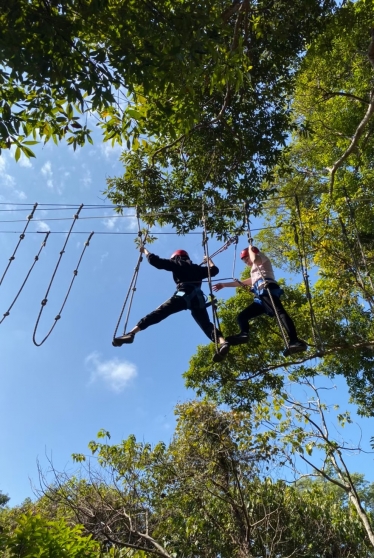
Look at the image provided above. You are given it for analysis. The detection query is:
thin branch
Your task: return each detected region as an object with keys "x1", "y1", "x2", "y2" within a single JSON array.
[
  {"x1": 234, "y1": 339, "x2": 374, "y2": 379},
  {"x1": 321, "y1": 90, "x2": 368, "y2": 104},
  {"x1": 328, "y1": 89, "x2": 374, "y2": 195}
]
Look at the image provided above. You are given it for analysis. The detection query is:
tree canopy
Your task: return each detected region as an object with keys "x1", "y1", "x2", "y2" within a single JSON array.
[
  {"x1": 1, "y1": 0, "x2": 334, "y2": 228},
  {"x1": 8, "y1": 401, "x2": 373, "y2": 557}
]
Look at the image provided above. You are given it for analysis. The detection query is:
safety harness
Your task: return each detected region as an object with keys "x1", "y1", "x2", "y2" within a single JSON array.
[{"x1": 174, "y1": 283, "x2": 207, "y2": 310}]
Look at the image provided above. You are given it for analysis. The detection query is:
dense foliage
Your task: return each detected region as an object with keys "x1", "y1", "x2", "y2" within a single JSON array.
[{"x1": 2, "y1": 403, "x2": 372, "y2": 558}]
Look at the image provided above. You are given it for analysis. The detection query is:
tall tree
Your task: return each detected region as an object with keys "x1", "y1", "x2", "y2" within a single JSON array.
[{"x1": 33, "y1": 402, "x2": 374, "y2": 557}]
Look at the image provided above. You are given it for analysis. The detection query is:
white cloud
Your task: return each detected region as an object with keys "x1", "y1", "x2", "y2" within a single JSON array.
[
  {"x1": 14, "y1": 190, "x2": 27, "y2": 200},
  {"x1": 2, "y1": 172, "x2": 16, "y2": 188},
  {"x1": 102, "y1": 215, "x2": 118, "y2": 230},
  {"x1": 36, "y1": 221, "x2": 50, "y2": 232},
  {"x1": 80, "y1": 168, "x2": 92, "y2": 188},
  {"x1": 124, "y1": 209, "x2": 138, "y2": 231},
  {"x1": 0, "y1": 155, "x2": 26, "y2": 199},
  {"x1": 41, "y1": 161, "x2": 56, "y2": 190},
  {"x1": 100, "y1": 142, "x2": 122, "y2": 159},
  {"x1": 100, "y1": 252, "x2": 109, "y2": 264},
  {"x1": 85, "y1": 352, "x2": 137, "y2": 392},
  {"x1": 19, "y1": 154, "x2": 33, "y2": 168},
  {"x1": 41, "y1": 161, "x2": 53, "y2": 177}
]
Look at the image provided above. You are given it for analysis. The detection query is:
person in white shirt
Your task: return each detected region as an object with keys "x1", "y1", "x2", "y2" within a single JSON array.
[{"x1": 213, "y1": 246, "x2": 307, "y2": 356}]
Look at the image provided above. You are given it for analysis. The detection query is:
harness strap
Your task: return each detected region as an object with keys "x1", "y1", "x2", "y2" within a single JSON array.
[{"x1": 175, "y1": 286, "x2": 207, "y2": 310}]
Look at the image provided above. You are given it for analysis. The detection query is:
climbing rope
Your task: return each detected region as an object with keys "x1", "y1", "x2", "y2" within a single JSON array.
[
  {"x1": 0, "y1": 203, "x2": 38, "y2": 287},
  {"x1": 339, "y1": 188, "x2": 374, "y2": 307},
  {"x1": 0, "y1": 231, "x2": 50, "y2": 325},
  {"x1": 343, "y1": 187, "x2": 374, "y2": 292},
  {"x1": 33, "y1": 205, "x2": 92, "y2": 346},
  {"x1": 112, "y1": 214, "x2": 148, "y2": 340},
  {"x1": 294, "y1": 195, "x2": 324, "y2": 354},
  {"x1": 201, "y1": 207, "x2": 222, "y2": 354},
  {"x1": 337, "y1": 215, "x2": 374, "y2": 311},
  {"x1": 243, "y1": 202, "x2": 290, "y2": 351},
  {"x1": 199, "y1": 235, "x2": 238, "y2": 264}
]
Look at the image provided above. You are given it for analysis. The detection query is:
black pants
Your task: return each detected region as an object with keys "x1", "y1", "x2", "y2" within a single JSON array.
[
  {"x1": 237, "y1": 294, "x2": 298, "y2": 342},
  {"x1": 137, "y1": 294, "x2": 222, "y2": 342}
]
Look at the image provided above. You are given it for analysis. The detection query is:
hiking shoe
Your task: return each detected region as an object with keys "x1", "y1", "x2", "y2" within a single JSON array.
[
  {"x1": 112, "y1": 333, "x2": 135, "y2": 347},
  {"x1": 226, "y1": 332, "x2": 249, "y2": 346},
  {"x1": 283, "y1": 340, "x2": 307, "y2": 357},
  {"x1": 212, "y1": 342, "x2": 230, "y2": 363}
]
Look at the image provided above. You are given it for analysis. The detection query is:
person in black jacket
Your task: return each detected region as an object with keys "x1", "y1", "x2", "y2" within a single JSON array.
[{"x1": 113, "y1": 247, "x2": 230, "y2": 361}]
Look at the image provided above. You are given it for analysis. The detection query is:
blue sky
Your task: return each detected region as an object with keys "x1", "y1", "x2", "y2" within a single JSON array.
[{"x1": 1, "y1": 127, "x2": 373, "y2": 505}]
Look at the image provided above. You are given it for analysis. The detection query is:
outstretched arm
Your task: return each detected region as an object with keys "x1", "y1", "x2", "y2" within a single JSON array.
[{"x1": 213, "y1": 277, "x2": 252, "y2": 291}]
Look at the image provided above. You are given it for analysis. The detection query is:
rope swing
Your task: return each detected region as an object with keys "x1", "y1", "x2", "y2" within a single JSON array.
[
  {"x1": 33, "y1": 204, "x2": 94, "y2": 346},
  {"x1": 112, "y1": 212, "x2": 148, "y2": 342}
]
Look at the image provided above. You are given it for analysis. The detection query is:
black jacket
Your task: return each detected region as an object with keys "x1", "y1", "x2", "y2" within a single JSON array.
[{"x1": 147, "y1": 253, "x2": 219, "y2": 293}]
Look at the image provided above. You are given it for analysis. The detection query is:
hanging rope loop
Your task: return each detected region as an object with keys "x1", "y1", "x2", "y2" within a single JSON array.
[{"x1": 33, "y1": 207, "x2": 93, "y2": 347}]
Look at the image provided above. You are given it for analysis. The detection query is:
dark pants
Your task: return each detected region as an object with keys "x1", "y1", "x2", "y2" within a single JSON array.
[
  {"x1": 237, "y1": 294, "x2": 298, "y2": 342},
  {"x1": 137, "y1": 294, "x2": 222, "y2": 342}
]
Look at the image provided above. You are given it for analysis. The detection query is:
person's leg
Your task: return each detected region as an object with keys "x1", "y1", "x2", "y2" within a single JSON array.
[
  {"x1": 261, "y1": 295, "x2": 298, "y2": 341},
  {"x1": 226, "y1": 302, "x2": 265, "y2": 345},
  {"x1": 191, "y1": 308, "x2": 230, "y2": 362},
  {"x1": 191, "y1": 307, "x2": 225, "y2": 343},
  {"x1": 261, "y1": 294, "x2": 307, "y2": 354},
  {"x1": 113, "y1": 295, "x2": 186, "y2": 346}
]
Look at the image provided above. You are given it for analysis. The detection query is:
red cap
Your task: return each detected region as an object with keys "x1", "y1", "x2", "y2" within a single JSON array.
[
  {"x1": 171, "y1": 249, "x2": 189, "y2": 259},
  {"x1": 240, "y1": 246, "x2": 259, "y2": 259}
]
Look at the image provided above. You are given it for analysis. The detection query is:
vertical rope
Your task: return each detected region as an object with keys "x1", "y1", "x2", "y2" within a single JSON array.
[
  {"x1": 0, "y1": 202, "x2": 38, "y2": 286},
  {"x1": 202, "y1": 205, "x2": 221, "y2": 352},
  {"x1": 231, "y1": 237, "x2": 238, "y2": 280},
  {"x1": 342, "y1": 187, "x2": 374, "y2": 297},
  {"x1": 112, "y1": 212, "x2": 148, "y2": 340},
  {"x1": 294, "y1": 195, "x2": 324, "y2": 353},
  {"x1": 337, "y1": 216, "x2": 374, "y2": 311},
  {"x1": 0, "y1": 231, "x2": 50, "y2": 324}
]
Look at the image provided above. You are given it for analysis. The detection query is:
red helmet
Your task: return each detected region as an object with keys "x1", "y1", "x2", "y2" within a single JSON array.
[
  {"x1": 240, "y1": 246, "x2": 259, "y2": 260},
  {"x1": 171, "y1": 249, "x2": 189, "y2": 259}
]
